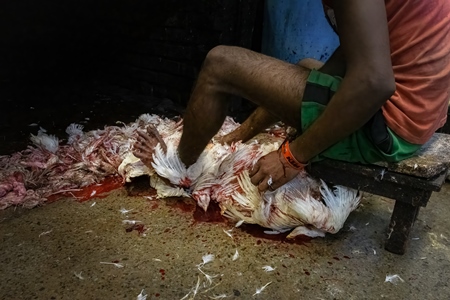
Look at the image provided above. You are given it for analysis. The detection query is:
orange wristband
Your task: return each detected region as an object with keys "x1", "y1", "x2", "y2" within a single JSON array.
[{"x1": 280, "y1": 140, "x2": 308, "y2": 170}]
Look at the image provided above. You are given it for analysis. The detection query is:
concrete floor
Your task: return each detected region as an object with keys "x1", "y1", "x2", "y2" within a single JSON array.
[
  {"x1": 1, "y1": 179, "x2": 450, "y2": 300},
  {"x1": 1, "y1": 83, "x2": 450, "y2": 299}
]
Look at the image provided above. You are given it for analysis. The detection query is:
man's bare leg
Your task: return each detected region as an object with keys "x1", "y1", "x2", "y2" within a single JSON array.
[
  {"x1": 178, "y1": 45, "x2": 311, "y2": 166},
  {"x1": 218, "y1": 57, "x2": 325, "y2": 145}
]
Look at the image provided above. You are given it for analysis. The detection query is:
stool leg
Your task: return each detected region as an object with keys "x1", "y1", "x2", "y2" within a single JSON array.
[{"x1": 384, "y1": 201, "x2": 420, "y2": 255}]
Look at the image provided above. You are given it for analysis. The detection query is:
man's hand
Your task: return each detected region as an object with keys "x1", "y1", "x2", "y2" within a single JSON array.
[
  {"x1": 217, "y1": 130, "x2": 242, "y2": 145},
  {"x1": 249, "y1": 150, "x2": 300, "y2": 192},
  {"x1": 132, "y1": 126, "x2": 167, "y2": 168}
]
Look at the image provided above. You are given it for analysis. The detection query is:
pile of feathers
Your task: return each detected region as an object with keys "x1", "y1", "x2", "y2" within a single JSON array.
[{"x1": 0, "y1": 114, "x2": 360, "y2": 238}]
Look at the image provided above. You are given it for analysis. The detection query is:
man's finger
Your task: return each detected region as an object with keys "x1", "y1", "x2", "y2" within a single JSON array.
[
  {"x1": 132, "y1": 149, "x2": 144, "y2": 159},
  {"x1": 258, "y1": 179, "x2": 269, "y2": 192},
  {"x1": 248, "y1": 162, "x2": 259, "y2": 177},
  {"x1": 133, "y1": 143, "x2": 147, "y2": 152},
  {"x1": 250, "y1": 170, "x2": 265, "y2": 187}
]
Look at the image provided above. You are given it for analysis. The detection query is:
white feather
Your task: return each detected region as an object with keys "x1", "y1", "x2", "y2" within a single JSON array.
[
  {"x1": 151, "y1": 142, "x2": 188, "y2": 185},
  {"x1": 30, "y1": 128, "x2": 59, "y2": 153},
  {"x1": 150, "y1": 175, "x2": 190, "y2": 198}
]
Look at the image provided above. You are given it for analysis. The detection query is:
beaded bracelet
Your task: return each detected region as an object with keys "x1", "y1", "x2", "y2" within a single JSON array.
[{"x1": 280, "y1": 140, "x2": 309, "y2": 170}]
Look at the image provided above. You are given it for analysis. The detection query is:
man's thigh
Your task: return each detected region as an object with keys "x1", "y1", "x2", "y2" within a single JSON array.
[{"x1": 210, "y1": 46, "x2": 310, "y2": 128}]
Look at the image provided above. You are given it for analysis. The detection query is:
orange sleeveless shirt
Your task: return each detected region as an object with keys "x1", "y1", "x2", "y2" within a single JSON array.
[{"x1": 323, "y1": 0, "x2": 450, "y2": 144}]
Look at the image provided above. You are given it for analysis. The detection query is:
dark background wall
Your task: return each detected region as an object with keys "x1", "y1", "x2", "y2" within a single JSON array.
[
  {"x1": 0, "y1": 0, "x2": 263, "y2": 106},
  {"x1": 0, "y1": 0, "x2": 263, "y2": 154}
]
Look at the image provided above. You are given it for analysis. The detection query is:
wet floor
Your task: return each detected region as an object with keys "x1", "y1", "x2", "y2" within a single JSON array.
[{"x1": 1, "y1": 82, "x2": 450, "y2": 299}]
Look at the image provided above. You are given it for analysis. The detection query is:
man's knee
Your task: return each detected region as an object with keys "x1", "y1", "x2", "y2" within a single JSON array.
[{"x1": 203, "y1": 45, "x2": 233, "y2": 71}]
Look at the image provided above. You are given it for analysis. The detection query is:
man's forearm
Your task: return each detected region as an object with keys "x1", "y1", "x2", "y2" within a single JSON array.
[
  {"x1": 318, "y1": 46, "x2": 346, "y2": 77},
  {"x1": 225, "y1": 106, "x2": 279, "y2": 143}
]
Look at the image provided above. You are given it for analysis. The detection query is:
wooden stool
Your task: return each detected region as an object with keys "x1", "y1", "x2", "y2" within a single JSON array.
[{"x1": 307, "y1": 133, "x2": 450, "y2": 254}]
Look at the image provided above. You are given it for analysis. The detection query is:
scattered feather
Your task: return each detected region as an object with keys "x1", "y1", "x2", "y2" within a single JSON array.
[
  {"x1": 153, "y1": 258, "x2": 162, "y2": 262},
  {"x1": 198, "y1": 267, "x2": 218, "y2": 286},
  {"x1": 74, "y1": 271, "x2": 84, "y2": 280},
  {"x1": 209, "y1": 294, "x2": 228, "y2": 299},
  {"x1": 179, "y1": 276, "x2": 201, "y2": 300},
  {"x1": 30, "y1": 128, "x2": 60, "y2": 153},
  {"x1": 39, "y1": 230, "x2": 53, "y2": 238},
  {"x1": 122, "y1": 220, "x2": 141, "y2": 225},
  {"x1": 137, "y1": 289, "x2": 147, "y2": 300},
  {"x1": 90, "y1": 202, "x2": 96, "y2": 207},
  {"x1": 263, "y1": 230, "x2": 282, "y2": 235},
  {"x1": 100, "y1": 262, "x2": 124, "y2": 268},
  {"x1": 197, "y1": 254, "x2": 215, "y2": 267},
  {"x1": 179, "y1": 291, "x2": 191, "y2": 300},
  {"x1": 232, "y1": 249, "x2": 239, "y2": 261},
  {"x1": 387, "y1": 227, "x2": 394, "y2": 239},
  {"x1": 262, "y1": 266, "x2": 276, "y2": 272},
  {"x1": 120, "y1": 208, "x2": 133, "y2": 214},
  {"x1": 235, "y1": 220, "x2": 244, "y2": 227},
  {"x1": 201, "y1": 282, "x2": 223, "y2": 295},
  {"x1": 223, "y1": 229, "x2": 233, "y2": 238},
  {"x1": 253, "y1": 281, "x2": 272, "y2": 296},
  {"x1": 385, "y1": 274, "x2": 404, "y2": 285}
]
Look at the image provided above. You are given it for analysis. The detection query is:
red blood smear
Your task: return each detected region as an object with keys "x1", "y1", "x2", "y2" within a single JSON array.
[
  {"x1": 47, "y1": 176, "x2": 124, "y2": 202},
  {"x1": 159, "y1": 269, "x2": 165, "y2": 280},
  {"x1": 165, "y1": 197, "x2": 196, "y2": 213},
  {"x1": 163, "y1": 197, "x2": 310, "y2": 245},
  {"x1": 164, "y1": 197, "x2": 311, "y2": 245},
  {"x1": 193, "y1": 201, "x2": 225, "y2": 223},
  {"x1": 125, "y1": 224, "x2": 146, "y2": 235},
  {"x1": 155, "y1": 293, "x2": 160, "y2": 297}
]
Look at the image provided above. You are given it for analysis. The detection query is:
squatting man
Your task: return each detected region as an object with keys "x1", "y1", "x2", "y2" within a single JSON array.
[{"x1": 133, "y1": 0, "x2": 450, "y2": 193}]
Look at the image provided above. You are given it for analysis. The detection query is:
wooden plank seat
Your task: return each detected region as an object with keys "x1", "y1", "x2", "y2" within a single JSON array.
[{"x1": 307, "y1": 133, "x2": 450, "y2": 255}]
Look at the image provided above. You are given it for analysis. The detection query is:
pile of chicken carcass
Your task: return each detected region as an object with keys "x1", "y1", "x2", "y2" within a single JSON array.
[{"x1": 0, "y1": 114, "x2": 360, "y2": 238}]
